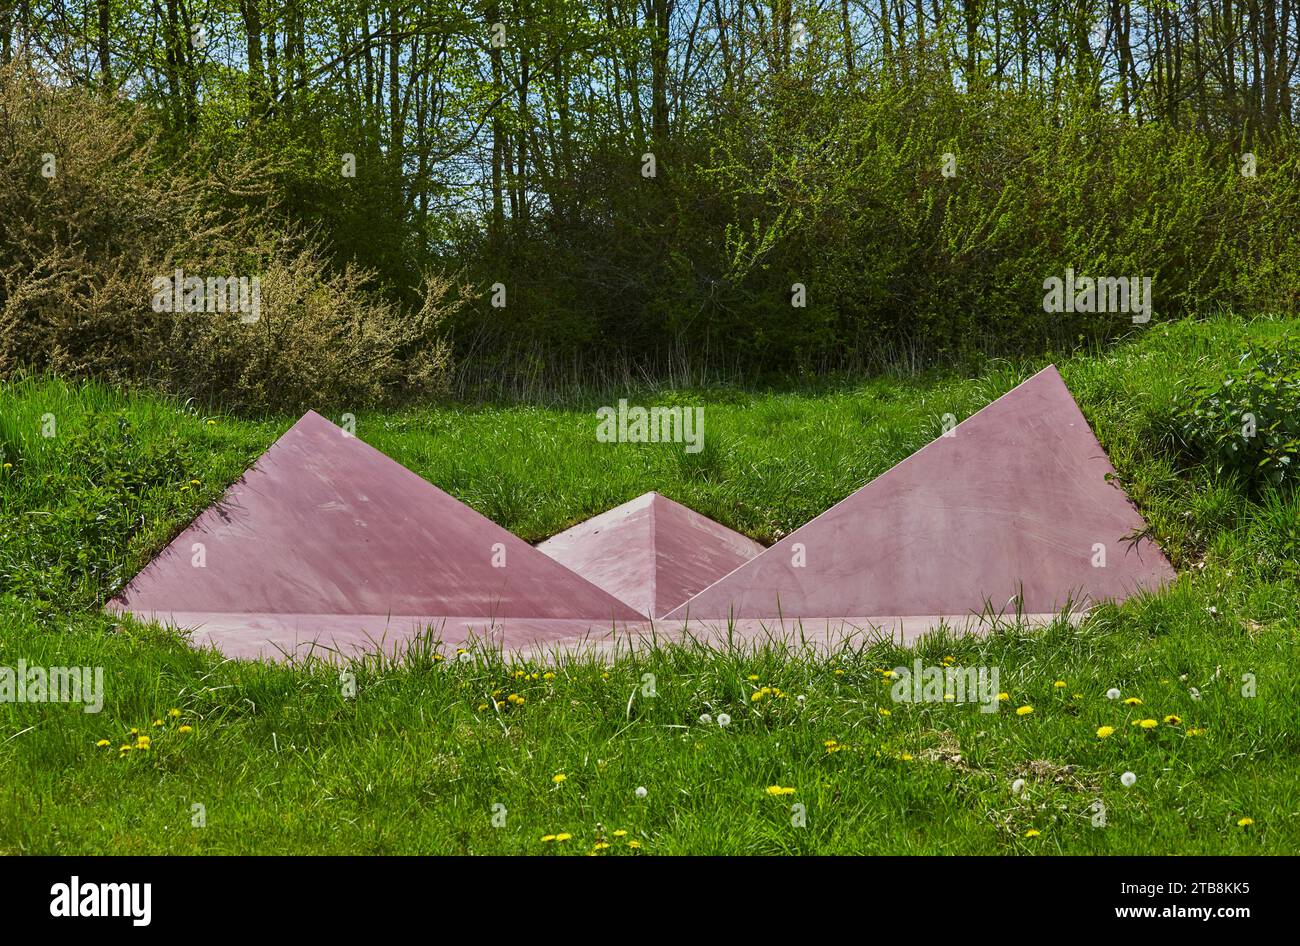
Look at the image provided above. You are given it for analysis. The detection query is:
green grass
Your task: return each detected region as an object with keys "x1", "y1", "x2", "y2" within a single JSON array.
[{"x1": 1, "y1": 315, "x2": 1297, "y2": 854}]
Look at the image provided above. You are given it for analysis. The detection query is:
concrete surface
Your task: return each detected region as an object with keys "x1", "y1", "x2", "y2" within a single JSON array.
[
  {"x1": 664, "y1": 365, "x2": 1176, "y2": 622},
  {"x1": 536, "y1": 491, "x2": 764, "y2": 617},
  {"x1": 110, "y1": 411, "x2": 644, "y2": 636},
  {"x1": 111, "y1": 368, "x2": 1177, "y2": 662}
]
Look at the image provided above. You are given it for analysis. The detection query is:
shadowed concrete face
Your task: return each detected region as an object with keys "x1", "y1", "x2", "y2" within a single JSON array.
[
  {"x1": 664, "y1": 366, "x2": 1176, "y2": 623},
  {"x1": 536, "y1": 491, "x2": 765, "y2": 617},
  {"x1": 110, "y1": 411, "x2": 644, "y2": 655}
]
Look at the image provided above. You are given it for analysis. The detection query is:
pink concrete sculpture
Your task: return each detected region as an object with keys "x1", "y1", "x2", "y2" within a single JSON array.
[
  {"x1": 536, "y1": 491, "x2": 764, "y2": 618},
  {"x1": 110, "y1": 366, "x2": 1176, "y2": 660},
  {"x1": 108, "y1": 411, "x2": 643, "y2": 660},
  {"x1": 664, "y1": 365, "x2": 1175, "y2": 636}
]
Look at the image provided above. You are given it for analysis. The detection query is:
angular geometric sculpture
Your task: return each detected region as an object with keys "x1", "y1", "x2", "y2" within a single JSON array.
[
  {"x1": 664, "y1": 366, "x2": 1175, "y2": 630},
  {"x1": 109, "y1": 411, "x2": 644, "y2": 660},
  {"x1": 536, "y1": 491, "x2": 764, "y2": 618},
  {"x1": 112, "y1": 366, "x2": 1177, "y2": 661}
]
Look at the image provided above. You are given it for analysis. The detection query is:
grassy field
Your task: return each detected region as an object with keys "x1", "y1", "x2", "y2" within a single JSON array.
[{"x1": 1, "y1": 315, "x2": 1297, "y2": 854}]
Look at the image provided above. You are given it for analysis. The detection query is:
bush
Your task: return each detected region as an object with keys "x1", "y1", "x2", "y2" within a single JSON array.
[
  {"x1": 450, "y1": 65, "x2": 1300, "y2": 380},
  {"x1": 0, "y1": 60, "x2": 460, "y2": 412},
  {"x1": 1177, "y1": 340, "x2": 1300, "y2": 490}
]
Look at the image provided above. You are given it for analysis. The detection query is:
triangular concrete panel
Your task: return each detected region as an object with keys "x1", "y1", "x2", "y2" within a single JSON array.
[
  {"x1": 536, "y1": 491, "x2": 765, "y2": 618},
  {"x1": 665, "y1": 366, "x2": 1175, "y2": 624},
  {"x1": 110, "y1": 411, "x2": 644, "y2": 658}
]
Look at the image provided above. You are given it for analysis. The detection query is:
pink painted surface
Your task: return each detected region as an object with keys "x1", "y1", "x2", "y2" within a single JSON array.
[
  {"x1": 109, "y1": 367, "x2": 1178, "y2": 663},
  {"x1": 128, "y1": 611, "x2": 1073, "y2": 664},
  {"x1": 536, "y1": 491, "x2": 764, "y2": 617},
  {"x1": 134, "y1": 611, "x2": 636, "y2": 663},
  {"x1": 634, "y1": 613, "x2": 1077, "y2": 652},
  {"x1": 665, "y1": 366, "x2": 1176, "y2": 622},
  {"x1": 110, "y1": 412, "x2": 644, "y2": 646}
]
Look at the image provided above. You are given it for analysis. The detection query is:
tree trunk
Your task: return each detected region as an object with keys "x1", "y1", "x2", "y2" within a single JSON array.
[
  {"x1": 241, "y1": 0, "x2": 267, "y2": 122},
  {"x1": 96, "y1": 0, "x2": 111, "y2": 94},
  {"x1": 651, "y1": 0, "x2": 671, "y2": 150}
]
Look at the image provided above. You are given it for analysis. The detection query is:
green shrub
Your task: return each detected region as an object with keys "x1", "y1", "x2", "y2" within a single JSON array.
[
  {"x1": 0, "y1": 61, "x2": 459, "y2": 413},
  {"x1": 1177, "y1": 340, "x2": 1300, "y2": 490},
  {"x1": 451, "y1": 66, "x2": 1300, "y2": 382}
]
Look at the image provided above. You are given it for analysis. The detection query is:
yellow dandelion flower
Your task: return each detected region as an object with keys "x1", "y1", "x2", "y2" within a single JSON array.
[
  {"x1": 477, "y1": 703, "x2": 489, "y2": 711},
  {"x1": 1025, "y1": 829, "x2": 1041, "y2": 838},
  {"x1": 881, "y1": 670, "x2": 897, "y2": 679},
  {"x1": 998, "y1": 692, "x2": 1010, "y2": 701},
  {"x1": 747, "y1": 674, "x2": 759, "y2": 681},
  {"x1": 900, "y1": 753, "x2": 913, "y2": 761},
  {"x1": 168, "y1": 708, "x2": 182, "y2": 718},
  {"x1": 552, "y1": 773, "x2": 567, "y2": 784},
  {"x1": 766, "y1": 785, "x2": 796, "y2": 796},
  {"x1": 1123, "y1": 697, "x2": 1143, "y2": 706},
  {"x1": 178, "y1": 725, "x2": 192, "y2": 733},
  {"x1": 627, "y1": 840, "x2": 642, "y2": 849},
  {"x1": 1163, "y1": 715, "x2": 1181, "y2": 725},
  {"x1": 189, "y1": 479, "x2": 201, "y2": 487},
  {"x1": 1096, "y1": 726, "x2": 1115, "y2": 738},
  {"x1": 612, "y1": 830, "x2": 627, "y2": 837},
  {"x1": 1186, "y1": 727, "x2": 1207, "y2": 736},
  {"x1": 1016, "y1": 705, "x2": 1034, "y2": 716},
  {"x1": 1137, "y1": 718, "x2": 1158, "y2": 729},
  {"x1": 543, "y1": 672, "x2": 555, "y2": 680},
  {"x1": 540, "y1": 835, "x2": 556, "y2": 842},
  {"x1": 206, "y1": 419, "x2": 216, "y2": 426},
  {"x1": 593, "y1": 842, "x2": 611, "y2": 850},
  {"x1": 878, "y1": 707, "x2": 891, "y2": 716},
  {"x1": 118, "y1": 744, "x2": 132, "y2": 752},
  {"x1": 555, "y1": 833, "x2": 572, "y2": 842},
  {"x1": 153, "y1": 719, "x2": 164, "y2": 727},
  {"x1": 1236, "y1": 817, "x2": 1254, "y2": 827},
  {"x1": 96, "y1": 739, "x2": 110, "y2": 747},
  {"x1": 1053, "y1": 680, "x2": 1066, "y2": 688}
]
